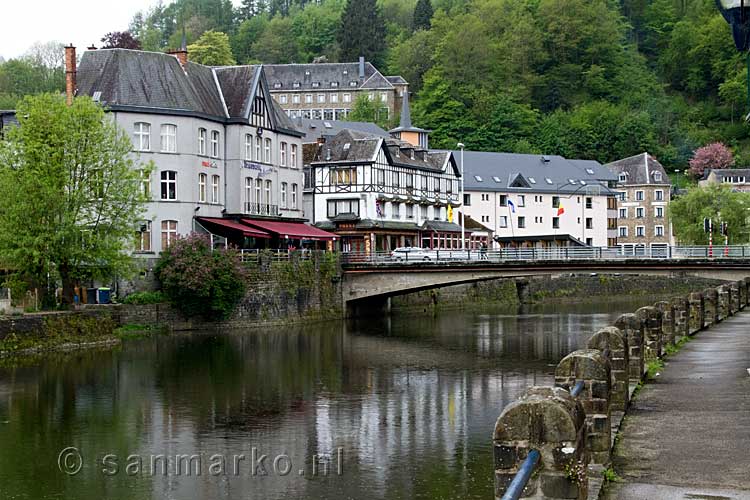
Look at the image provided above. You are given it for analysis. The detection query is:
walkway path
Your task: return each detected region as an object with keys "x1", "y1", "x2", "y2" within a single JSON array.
[{"x1": 604, "y1": 312, "x2": 750, "y2": 499}]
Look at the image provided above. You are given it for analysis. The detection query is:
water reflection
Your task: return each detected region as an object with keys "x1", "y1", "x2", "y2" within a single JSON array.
[{"x1": 0, "y1": 300, "x2": 649, "y2": 500}]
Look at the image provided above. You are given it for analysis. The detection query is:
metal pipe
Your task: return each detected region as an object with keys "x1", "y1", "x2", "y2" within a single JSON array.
[
  {"x1": 570, "y1": 380, "x2": 585, "y2": 398},
  {"x1": 501, "y1": 449, "x2": 541, "y2": 500}
]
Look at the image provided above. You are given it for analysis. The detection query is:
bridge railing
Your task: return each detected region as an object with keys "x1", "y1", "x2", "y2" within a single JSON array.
[{"x1": 341, "y1": 245, "x2": 750, "y2": 265}]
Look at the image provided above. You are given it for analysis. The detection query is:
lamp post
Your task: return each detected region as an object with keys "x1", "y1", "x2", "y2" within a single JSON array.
[
  {"x1": 716, "y1": 0, "x2": 750, "y2": 118},
  {"x1": 458, "y1": 142, "x2": 465, "y2": 249}
]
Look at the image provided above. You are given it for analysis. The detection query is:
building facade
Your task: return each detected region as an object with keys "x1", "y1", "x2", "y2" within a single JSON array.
[
  {"x1": 74, "y1": 46, "x2": 310, "y2": 255},
  {"x1": 699, "y1": 168, "x2": 750, "y2": 192},
  {"x1": 459, "y1": 153, "x2": 618, "y2": 248},
  {"x1": 265, "y1": 59, "x2": 408, "y2": 121},
  {"x1": 605, "y1": 153, "x2": 674, "y2": 253}
]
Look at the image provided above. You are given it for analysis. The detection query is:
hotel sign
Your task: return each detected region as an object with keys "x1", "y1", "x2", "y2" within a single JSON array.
[
  {"x1": 201, "y1": 160, "x2": 218, "y2": 168},
  {"x1": 243, "y1": 160, "x2": 273, "y2": 177}
]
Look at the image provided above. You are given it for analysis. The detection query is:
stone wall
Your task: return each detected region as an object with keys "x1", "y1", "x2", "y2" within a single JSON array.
[{"x1": 389, "y1": 278, "x2": 520, "y2": 312}]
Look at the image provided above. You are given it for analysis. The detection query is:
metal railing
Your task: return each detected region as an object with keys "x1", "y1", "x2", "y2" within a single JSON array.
[
  {"x1": 500, "y1": 380, "x2": 585, "y2": 500},
  {"x1": 340, "y1": 245, "x2": 750, "y2": 265},
  {"x1": 240, "y1": 249, "x2": 326, "y2": 262},
  {"x1": 244, "y1": 202, "x2": 279, "y2": 217}
]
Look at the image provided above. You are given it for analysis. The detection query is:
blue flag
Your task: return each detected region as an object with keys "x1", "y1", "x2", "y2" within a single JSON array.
[{"x1": 507, "y1": 199, "x2": 516, "y2": 213}]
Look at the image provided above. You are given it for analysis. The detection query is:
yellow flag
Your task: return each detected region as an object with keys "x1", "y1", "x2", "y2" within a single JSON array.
[{"x1": 447, "y1": 204, "x2": 454, "y2": 222}]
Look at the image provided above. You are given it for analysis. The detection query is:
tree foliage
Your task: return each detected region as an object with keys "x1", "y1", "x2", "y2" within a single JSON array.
[
  {"x1": 187, "y1": 30, "x2": 236, "y2": 65},
  {"x1": 413, "y1": 0, "x2": 434, "y2": 31},
  {"x1": 337, "y1": 0, "x2": 386, "y2": 65},
  {"x1": 688, "y1": 142, "x2": 735, "y2": 178},
  {"x1": 0, "y1": 94, "x2": 150, "y2": 304},
  {"x1": 101, "y1": 31, "x2": 142, "y2": 49},
  {"x1": 155, "y1": 234, "x2": 248, "y2": 320},
  {"x1": 670, "y1": 184, "x2": 750, "y2": 244}
]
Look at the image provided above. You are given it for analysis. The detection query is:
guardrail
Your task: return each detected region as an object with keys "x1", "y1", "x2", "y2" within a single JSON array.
[
  {"x1": 341, "y1": 245, "x2": 750, "y2": 264},
  {"x1": 239, "y1": 249, "x2": 328, "y2": 262}
]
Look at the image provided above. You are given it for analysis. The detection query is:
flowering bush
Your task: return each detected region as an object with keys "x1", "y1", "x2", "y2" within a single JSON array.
[
  {"x1": 688, "y1": 142, "x2": 735, "y2": 179},
  {"x1": 155, "y1": 233, "x2": 247, "y2": 320}
]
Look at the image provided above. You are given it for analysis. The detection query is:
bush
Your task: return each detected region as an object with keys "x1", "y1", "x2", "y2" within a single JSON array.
[
  {"x1": 122, "y1": 291, "x2": 166, "y2": 305},
  {"x1": 155, "y1": 234, "x2": 247, "y2": 320}
]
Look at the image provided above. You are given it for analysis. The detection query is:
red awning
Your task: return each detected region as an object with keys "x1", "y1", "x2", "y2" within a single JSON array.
[
  {"x1": 197, "y1": 217, "x2": 271, "y2": 239},
  {"x1": 241, "y1": 219, "x2": 337, "y2": 241}
]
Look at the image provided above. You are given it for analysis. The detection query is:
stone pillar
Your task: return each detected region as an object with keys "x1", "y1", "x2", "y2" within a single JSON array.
[
  {"x1": 494, "y1": 387, "x2": 588, "y2": 499},
  {"x1": 655, "y1": 301, "x2": 675, "y2": 346},
  {"x1": 670, "y1": 296, "x2": 689, "y2": 341},
  {"x1": 688, "y1": 292, "x2": 704, "y2": 335},
  {"x1": 730, "y1": 282, "x2": 740, "y2": 314},
  {"x1": 714, "y1": 286, "x2": 728, "y2": 322},
  {"x1": 555, "y1": 349, "x2": 612, "y2": 464},
  {"x1": 588, "y1": 326, "x2": 629, "y2": 412},
  {"x1": 703, "y1": 287, "x2": 719, "y2": 325},
  {"x1": 636, "y1": 306, "x2": 662, "y2": 362},
  {"x1": 615, "y1": 313, "x2": 644, "y2": 381},
  {"x1": 739, "y1": 278, "x2": 749, "y2": 309}
]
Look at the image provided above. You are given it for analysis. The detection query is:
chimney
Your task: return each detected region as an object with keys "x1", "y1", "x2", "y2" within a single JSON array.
[
  {"x1": 87, "y1": 44, "x2": 97, "y2": 51},
  {"x1": 168, "y1": 32, "x2": 189, "y2": 69},
  {"x1": 358, "y1": 56, "x2": 365, "y2": 79},
  {"x1": 64, "y1": 44, "x2": 76, "y2": 106}
]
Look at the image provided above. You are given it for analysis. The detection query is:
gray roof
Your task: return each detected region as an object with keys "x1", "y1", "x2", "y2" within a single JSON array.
[
  {"x1": 569, "y1": 159, "x2": 617, "y2": 182},
  {"x1": 604, "y1": 153, "x2": 670, "y2": 186},
  {"x1": 264, "y1": 62, "x2": 403, "y2": 92},
  {"x1": 295, "y1": 118, "x2": 389, "y2": 143},
  {"x1": 705, "y1": 168, "x2": 750, "y2": 179},
  {"x1": 76, "y1": 49, "x2": 301, "y2": 135},
  {"x1": 452, "y1": 151, "x2": 616, "y2": 195},
  {"x1": 389, "y1": 92, "x2": 429, "y2": 135},
  {"x1": 386, "y1": 75, "x2": 408, "y2": 85}
]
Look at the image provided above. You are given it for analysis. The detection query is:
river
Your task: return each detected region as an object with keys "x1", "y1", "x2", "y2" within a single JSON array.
[{"x1": 0, "y1": 299, "x2": 653, "y2": 500}]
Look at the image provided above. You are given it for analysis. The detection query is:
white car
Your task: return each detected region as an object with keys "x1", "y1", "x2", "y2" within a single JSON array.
[{"x1": 390, "y1": 247, "x2": 435, "y2": 262}]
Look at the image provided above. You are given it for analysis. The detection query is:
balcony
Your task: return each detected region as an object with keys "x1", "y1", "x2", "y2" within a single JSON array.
[{"x1": 244, "y1": 203, "x2": 279, "y2": 217}]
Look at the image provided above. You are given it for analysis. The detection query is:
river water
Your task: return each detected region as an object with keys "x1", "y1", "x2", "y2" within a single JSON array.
[{"x1": 0, "y1": 300, "x2": 653, "y2": 500}]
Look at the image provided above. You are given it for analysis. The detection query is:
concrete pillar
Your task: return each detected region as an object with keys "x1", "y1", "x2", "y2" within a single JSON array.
[
  {"x1": 555, "y1": 349, "x2": 612, "y2": 464},
  {"x1": 635, "y1": 306, "x2": 662, "y2": 362},
  {"x1": 702, "y1": 288, "x2": 719, "y2": 325},
  {"x1": 687, "y1": 292, "x2": 704, "y2": 335},
  {"x1": 655, "y1": 301, "x2": 675, "y2": 346},
  {"x1": 715, "y1": 286, "x2": 728, "y2": 322},
  {"x1": 494, "y1": 387, "x2": 588, "y2": 499},
  {"x1": 615, "y1": 313, "x2": 644, "y2": 381},
  {"x1": 670, "y1": 296, "x2": 689, "y2": 341},
  {"x1": 588, "y1": 326, "x2": 629, "y2": 412},
  {"x1": 730, "y1": 282, "x2": 741, "y2": 314}
]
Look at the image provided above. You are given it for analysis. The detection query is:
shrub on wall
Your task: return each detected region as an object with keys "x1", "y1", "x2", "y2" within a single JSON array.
[{"x1": 155, "y1": 234, "x2": 248, "y2": 320}]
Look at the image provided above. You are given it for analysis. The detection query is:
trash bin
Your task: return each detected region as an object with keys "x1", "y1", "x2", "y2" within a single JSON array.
[
  {"x1": 97, "y1": 287, "x2": 111, "y2": 304},
  {"x1": 86, "y1": 288, "x2": 98, "y2": 304}
]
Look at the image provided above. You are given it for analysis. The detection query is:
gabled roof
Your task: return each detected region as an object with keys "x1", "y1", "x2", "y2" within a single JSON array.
[
  {"x1": 604, "y1": 152, "x2": 670, "y2": 186},
  {"x1": 385, "y1": 75, "x2": 408, "y2": 85},
  {"x1": 264, "y1": 62, "x2": 400, "y2": 92}
]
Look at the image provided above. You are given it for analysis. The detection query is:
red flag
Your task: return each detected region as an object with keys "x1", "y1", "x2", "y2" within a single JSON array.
[{"x1": 557, "y1": 204, "x2": 565, "y2": 216}]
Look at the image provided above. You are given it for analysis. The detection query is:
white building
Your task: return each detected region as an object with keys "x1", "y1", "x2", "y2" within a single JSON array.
[{"x1": 457, "y1": 152, "x2": 619, "y2": 248}]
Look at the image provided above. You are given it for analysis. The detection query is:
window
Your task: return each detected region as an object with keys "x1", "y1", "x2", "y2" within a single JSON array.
[
  {"x1": 636, "y1": 190, "x2": 644, "y2": 201},
  {"x1": 161, "y1": 220, "x2": 178, "y2": 249},
  {"x1": 245, "y1": 178, "x2": 253, "y2": 209},
  {"x1": 380, "y1": 92, "x2": 387, "y2": 102},
  {"x1": 160, "y1": 124, "x2": 176, "y2": 152},
  {"x1": 134, "y1": 122, "x2": 151, "y2": 151},
  {"x1": 655, "y1": 206, "x2": 664, "y2": 218},
  {"x1": 585, "y1": 197, "x2": 593, "y2": 209},
  {"x1": 255, "y1": 179, "x2": 262, "y2": 203},
  {"x1": 585, "y1": 217, "x2": 593, "y2": 229},
  {"x1": 264, "y1": 138, "x2": 272, "y2": 163},
  {"x1": 553, "y1": 217, "x2": 560, "y2": 229},
  {"x1": 499, "y1": 195, "x2": 507, "y2": 206},
  {"x1": 653, "y1": 171, "x2": 662, "y2": 182},
  {"x1": 552, "y1": 196, "x2": 560, "y2": 208},
  {"x1": 198, "y1": 128, "x2": 207, "y2": 155},
  {"x1": 327, "y1": 199, "x2": 359, "y2": 218},
  {"x1": 210, "y1": 131, "x2": 220, "y2": 158},
  {"x1": 517, "y1": 216, "x2": 526, "y2": 228},
  {"x1": 255, "y1": 136, "x2": 261, "y2": 161},
  {"x1": 421, "y1": 175, "x2": 428, "y2": 190},
  {"x1": 392, "y1": 171, "x2": 400, "y2": 188},
  {"x1": 333, "y1": 168, "x2": 357, "y2": 185},
  {"x1": 586, "y1": 238, "x2": 593, "y2": 246},
  {"x1": 293, "y1": 94, "x2": 300, "y2": 104},
  {"x1": 291, "y1": 144, "x2": 298, "y2": 168},
  {"x1": 499, "y1": 216, "x2": 508, "y2": 228},
  {"x1": 212, "y1": 175, "x2": 220, "y2": 203},
  {"x1": 317, "y1": 94, "x2": 326, "y2": 103},
  {"x1": 619, "y1": 226, "x2": 628, "y2": 237},
  {"x1": 140, "y1": 170, "x2": 151, "y2": 199},
  {"x1": 406, "y1": 204, "x2": 414, "y2": 219},
  {"x1": 245, "y1": 134, "x2": 253, "y2": 160},
  {"x1": 291, "y1": 184, "x2": 298, "y2": 208},
  {"x1": 279, "y1": 95, "x2": 287, "y2": 104},
  {"x1": 421, "y1": 205, "x2": 428, "y2": 220},
  {"x1": 305, "y1": 94, "x2": 313, "y2": 104},
  {"x1": 198, "y1": 173, "x2": 207, "y2": 202},
  {"x1": 331, "y1": 94, "x2": 339, "y2": 103},
  {"x1": 655, "y1": 189, "x2": 664, "y2": 201},
  {"x1": 343, "y1": 93, "x2": 351, "y2": 103},
  {"x1": 619, "y1": 208, "x2": 627, "y2": 218},
  {"x1": 618, "y1": 173, "x2": 627, "y2": 182},
  {"x1": 636, "y1": 226, "x2": 645, "y2": 237},
  {"x1": 136, "y1": 221, "x2": 151, "y2": 252},
  {"x1": 636, "y1": 207, "x2": 644, "y2": 218},
  {"x1": 160, "y1": 171, "x2": 177, "y2": 200},
  {"x1": 281, "y1": 182, "x2": 288, "y2": 208},
  {"x1": 394, "y1": 202, "x2": 401, "y2": 219},
  {"x1": 280, "y1": 142, "x2": 287, "y2": 166},
  {"x1": 368, "y1": 93, "x2": 374, "y2": 101},
  {"x1": 518, "y1": 195, "x2": 525, "y2": 207},
  {"x1": 375, "y1": 169, "x2": 385, "y2": 187},
  {"x1": 655, "y1": 225, "x2": 665, "y2": 237},
  {"x1": 464, "y1": 194, "x2": 471, "y2": 206},
  {"x1": 265, "y1": 180, "x2": 272, "y2": 204},
  {"x1": 619, "y1": 192, "x2": 627, "y2": 202}
]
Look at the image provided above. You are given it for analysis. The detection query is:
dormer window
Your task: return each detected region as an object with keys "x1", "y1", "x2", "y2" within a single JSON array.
[
  {"x1": 273, "y1": 82, "x2": 282, "y2": 89},
  {"x1": 586, "y1": 168, "x2": 595, "y2": 175},
  {"x1": 343, "y1": 69, "x2": 349, "y2": 75},
  {"x1": 331, "y1": 81, "x2": 339, "y2": 88},
  {"x1": 312, "y1": 81, "x2": 320, "y2": 88},
  {"x1": 493, "y1": 176, "x2": 501, "y2": 183},
  {"x1": 349, "y1": 81, "x2": 358, "y2": 87},
  {"x1": 305, "y1": 70, "x2": 311, "y2": 76},
  {"x1": 545, "y1": 178, "x2": 553, "y2": 184},
  {"x1": 474, "y1": 175, "x2": 483, "y2": 182},
  {"x1": 293, "y1": 81, "x2": 301, "y2": 88},
  {"x1": 619, "y1": 173, "x2": 627, "y2": 182},
  {"x1": 529, "y1": 177, "x2": 536, "y2": 184},
  {"x1": 653, "y1": 171, "x2": 662, "y2": 182}
]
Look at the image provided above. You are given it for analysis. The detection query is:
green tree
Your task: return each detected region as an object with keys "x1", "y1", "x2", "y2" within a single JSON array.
[
  {"x1": 0, "y1": 94, "x2": 151, "y2": 304},
  {"x1": 670, "y1": 184, "x2": 750, "y2": 244},
  {"x1": 337, "y1": 0, "x2": 386, "y2": 64},
  {"x1": 232, "y1": 15, "x2": 270, "y2": 64},
  {"x1": 348, "y1": 93, "x2": 390, "y2": 128},
  {"x1": 413, "y1": 0, "x2": 434, "y2": 31},
  {"x1": 187, "y1": 30, "x2": 236, "y2": 65},
  {"x1": 251, "y1": 16, "x2": 301, "y2": 63}
]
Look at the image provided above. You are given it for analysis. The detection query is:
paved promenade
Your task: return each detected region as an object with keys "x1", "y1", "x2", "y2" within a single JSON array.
[{"x1": 604, "y1": 311, "x2": 750, "y2": 500}]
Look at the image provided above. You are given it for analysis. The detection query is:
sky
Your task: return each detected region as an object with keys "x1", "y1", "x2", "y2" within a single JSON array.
[{"x1": 0, "y1": 0, "x2": 241, "y2": 61}]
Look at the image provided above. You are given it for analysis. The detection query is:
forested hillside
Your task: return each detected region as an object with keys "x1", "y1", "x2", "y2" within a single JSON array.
[{"x1": 1, "y1": 0, "x2": 747, "y2": 171}]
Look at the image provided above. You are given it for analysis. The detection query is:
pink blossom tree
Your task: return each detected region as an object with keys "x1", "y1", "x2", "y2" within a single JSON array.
[{"x1": 688, "y1": 142, "x2": 735, "y2": 179}]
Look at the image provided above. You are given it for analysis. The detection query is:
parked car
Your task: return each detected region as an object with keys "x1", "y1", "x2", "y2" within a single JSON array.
[{"x1": 390, "y1": 247, "x2": 435, "y2": 262}]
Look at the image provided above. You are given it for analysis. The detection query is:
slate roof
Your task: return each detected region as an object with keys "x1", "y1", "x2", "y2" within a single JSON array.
[
  {"x1": 386, "y1": 76, "x2": 408, "y2": 85},
  {"x1": 452, "y1": 151, "x2": 616, "y2": 195},
  {"x1": 264, "y1": 62, "x2": 402, "y2": 92},
  {"x1": 604, "y1": 152, "x2": 670, "y2": 186},
  {"x1": 76, "y1": 49, "x2": 301, "y2": 135},
  {"x1": 569, "y1": 159, "x2": 617, "y2": 182},
  {"x1": 704, "y1": 168, "x2": 750, "y2": 180},
  {"x1": 295, "y1": 118, "x2": 389, "y2": 143},
  {"x1": 389, "y1": 92, "x2": 429, "y2": 134}
]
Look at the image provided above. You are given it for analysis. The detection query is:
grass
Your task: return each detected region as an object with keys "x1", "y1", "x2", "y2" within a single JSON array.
[
  {"x1": 646, "y1": 358, "x2": 665, "y2": 380},
  {"x1": 602, "y1": 467, "x2": 622, "y2": 483}
]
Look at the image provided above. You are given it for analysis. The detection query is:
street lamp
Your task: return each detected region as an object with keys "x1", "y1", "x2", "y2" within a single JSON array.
[
  {"x1": 716, "y1": 0, "x2": 750, "y2": 118},
  {"x1": 457, "y1": 142, "x2": 465, "y2": 249}
]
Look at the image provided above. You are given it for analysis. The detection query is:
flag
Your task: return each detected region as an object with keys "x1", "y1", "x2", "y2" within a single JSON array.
[
  {"x1": 447, "y1": 204, "x2": 454, "y2": 223},
  {"x1": 507, "y1": 199, "x2": 516, "y2": 213},
  {"x1": 557, "y1": 204, "x2": 565, "y2": 216}
]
